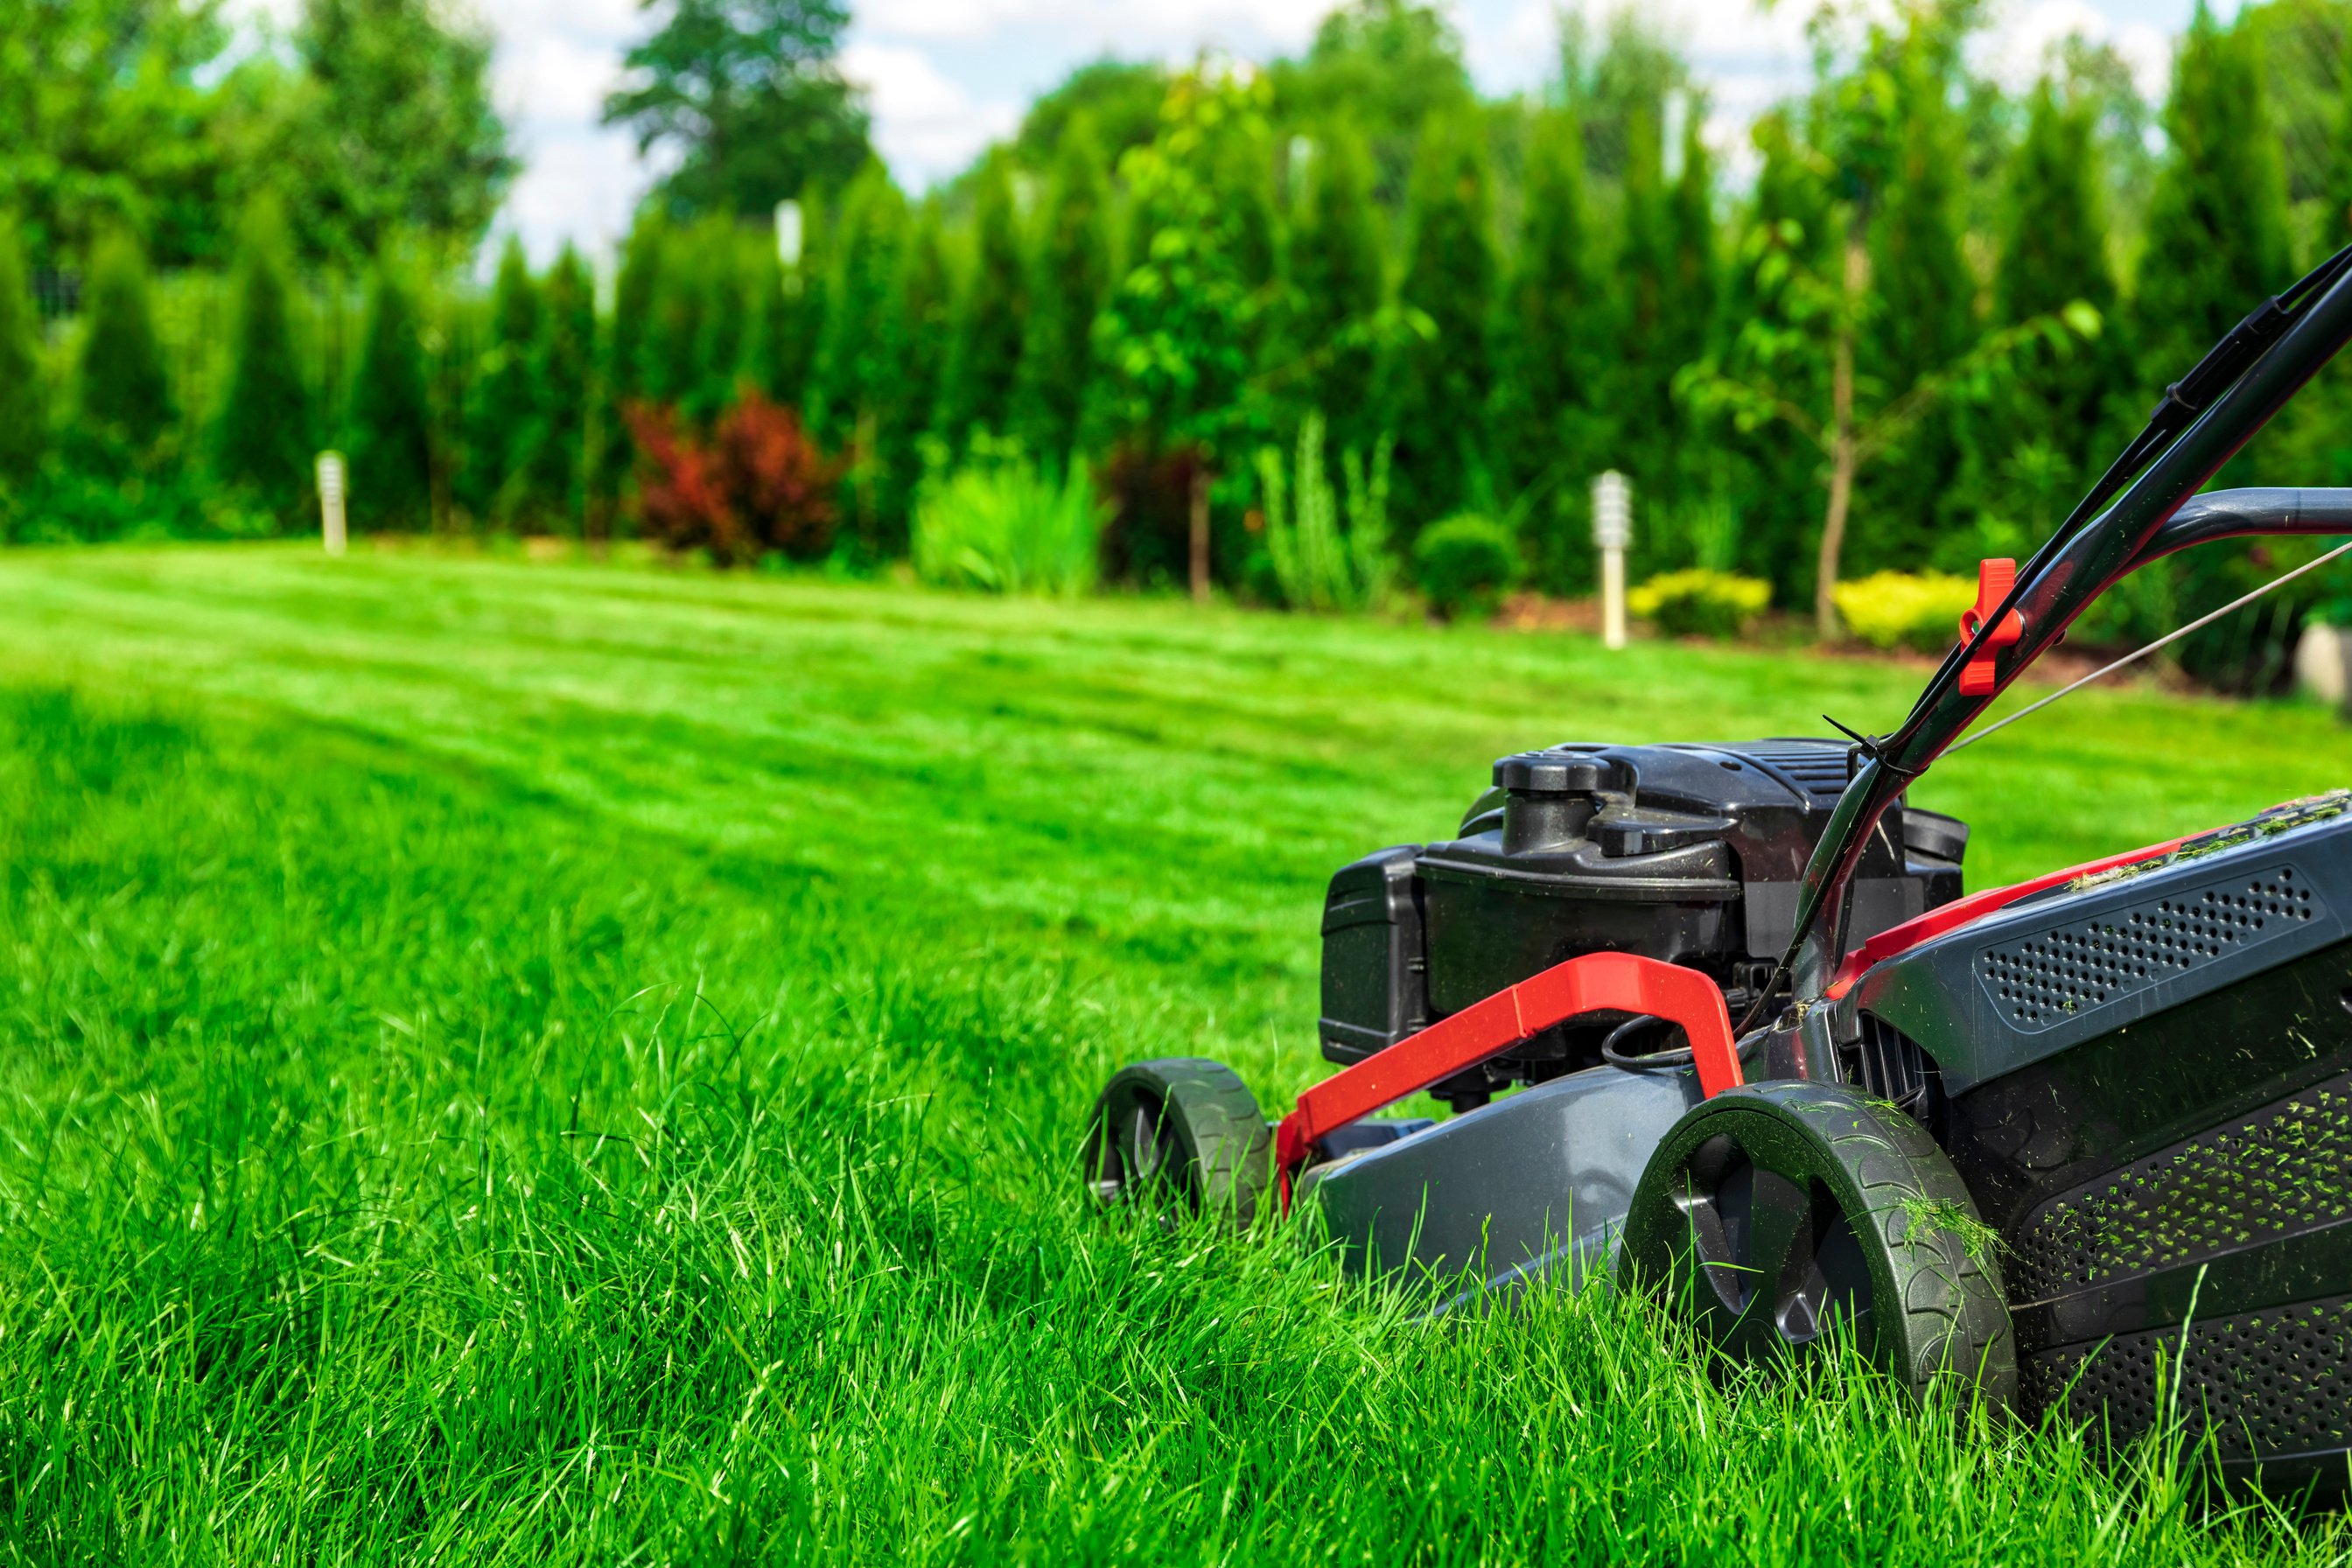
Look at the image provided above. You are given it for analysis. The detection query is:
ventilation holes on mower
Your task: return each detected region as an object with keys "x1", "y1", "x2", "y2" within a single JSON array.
[
  {"x1": 2008, "y1": 1075, "x2": 2352, "y2": 1298},
  {"x1": 2025, "y1": 1293, "x2": 2352, "y2": 1460},
  {"x1": 1977, "y1": 866, "x2": 2321, "y2": 1027}
]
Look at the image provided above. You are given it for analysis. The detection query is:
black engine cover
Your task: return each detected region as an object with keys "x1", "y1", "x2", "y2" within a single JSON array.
[{"x1": 1317, "y1": 739, "x2": 1967, "y2": 1095}]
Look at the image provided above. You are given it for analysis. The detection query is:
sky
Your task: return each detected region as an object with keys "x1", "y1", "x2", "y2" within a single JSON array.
[{"x1": 237, "y1": 0, "x2": 2216, "y2": 264}]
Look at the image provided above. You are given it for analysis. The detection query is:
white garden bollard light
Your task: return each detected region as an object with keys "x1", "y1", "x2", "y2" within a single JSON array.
[
  {"x1": 774, "y1": 200, "x2": 803, "y2": 267},
  {"x1": 1592, "y1": 470, "x2": 1632, "y2": 650},
  {"x1": 317, "y1": 451, "x2": 347, "y2": 556}
]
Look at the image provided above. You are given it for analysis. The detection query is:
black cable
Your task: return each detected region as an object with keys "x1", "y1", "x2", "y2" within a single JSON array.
[{"x1": 1600, "y1": 1014, "x2": 1684, "y2": 1068}]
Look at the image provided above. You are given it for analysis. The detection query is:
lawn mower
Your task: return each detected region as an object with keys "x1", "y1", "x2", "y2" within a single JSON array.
[{"x1": 1086, "y1": 246, "x2": 2352, "y2": 1494}]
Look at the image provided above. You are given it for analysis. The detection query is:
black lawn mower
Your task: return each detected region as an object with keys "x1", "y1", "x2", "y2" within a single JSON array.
[{"x1": 1086, "y1": 248, "x2": 2352, "y2": 1495}]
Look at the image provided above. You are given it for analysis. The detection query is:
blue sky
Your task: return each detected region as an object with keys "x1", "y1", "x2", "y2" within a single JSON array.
[{"x1": 234, "y1": 0, "x2": 2211, "y2": 263}]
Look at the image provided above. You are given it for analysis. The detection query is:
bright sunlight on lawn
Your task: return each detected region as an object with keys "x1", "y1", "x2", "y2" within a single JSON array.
[{"x1": 4, "y1": 542, "x2": 2352, "y2": 1561}]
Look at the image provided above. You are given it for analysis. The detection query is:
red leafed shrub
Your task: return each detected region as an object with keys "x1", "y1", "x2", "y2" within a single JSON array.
[
  {"x1": 717, "y1": 391, "x2": 838, "y2": 560},
  {"x1": 627, "y1": 392, "x2": 839, "y2": 565}
]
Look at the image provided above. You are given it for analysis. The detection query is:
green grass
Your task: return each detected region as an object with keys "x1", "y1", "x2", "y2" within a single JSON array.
[{"x1": 2, "y1": 541, "x2": 2349, "y2": 1563}]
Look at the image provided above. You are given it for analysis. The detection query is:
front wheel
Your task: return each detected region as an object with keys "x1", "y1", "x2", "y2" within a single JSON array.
[
  {"x1": 1617, "y1": 1079, "x2": 2017, "y2": 1407},
  {"x1": 1082, "y1": 1058, "x2": 1272, "y2": 1228}
]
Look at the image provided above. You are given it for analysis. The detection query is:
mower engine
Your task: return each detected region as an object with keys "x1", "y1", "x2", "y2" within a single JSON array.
[{"x1": 1319, "y1": 739, "x2": 1967, "y2": 1108}]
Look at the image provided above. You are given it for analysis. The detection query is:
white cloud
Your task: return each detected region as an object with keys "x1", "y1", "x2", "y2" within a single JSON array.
[
  {"x1": 1975, "y1": 0, "x2": 2174, "y2": 101},
  {"x1": 496, "y1": 28, "x2": 626, "y2": 125},
  {"x1": 853, "y1": 0, "x2": 1330, "y2": 50},
  {"x1": 840, "y1": 39, "x2": 1023, "y2": 178}
]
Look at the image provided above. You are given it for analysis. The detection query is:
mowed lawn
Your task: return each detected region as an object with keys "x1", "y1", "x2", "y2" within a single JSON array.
[{"x1": 4, "y1": 542, "x2": 2352, "y2": 1564}]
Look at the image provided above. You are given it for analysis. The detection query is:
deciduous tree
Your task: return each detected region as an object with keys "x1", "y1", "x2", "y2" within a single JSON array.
[{"x1": 604, "y1": 0, "x2": 871, "y2": 219}]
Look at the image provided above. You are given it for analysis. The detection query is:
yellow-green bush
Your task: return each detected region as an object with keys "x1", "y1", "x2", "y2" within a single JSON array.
[
  {"x1": 1832, "y1": 570, "x2": 1976, "y2": 651},
  {"x1": 1627, "y1": 570, "x2": 1771, "y2": 638}
]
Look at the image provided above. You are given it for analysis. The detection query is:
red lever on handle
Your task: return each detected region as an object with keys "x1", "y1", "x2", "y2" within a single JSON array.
[{"x1": 1957, "y1": 557, "x2": 2024, "y2": 696}]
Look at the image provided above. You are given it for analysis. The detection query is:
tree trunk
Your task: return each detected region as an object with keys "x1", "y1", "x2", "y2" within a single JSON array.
[
  {"x1": 1814, "y1": 238, "x2": 1866, "y2": 640},
  {"x1": 1189, "y1": 461, "x2": 1211, "y2": 605}
]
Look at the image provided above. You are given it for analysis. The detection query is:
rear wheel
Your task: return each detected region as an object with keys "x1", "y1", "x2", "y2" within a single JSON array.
[
  {"x1": 1618, "y1": 1080, "x2": 2017, "y2": 1406},
  {"x1": 1083, "y1": 1058, "x2": 1272, "y2": 1228}
]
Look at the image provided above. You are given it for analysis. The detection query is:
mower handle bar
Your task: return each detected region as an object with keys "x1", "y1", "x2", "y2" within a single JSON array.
[{"x1": 1779, "y1": 256, "x2": 2352, "y2": 1007}]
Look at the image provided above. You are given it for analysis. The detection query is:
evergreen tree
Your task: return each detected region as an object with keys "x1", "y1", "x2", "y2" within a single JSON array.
[
  {"x1": 1985, "y1": 80, "x2": 2120, "y2": 543},
  {"x1": 689, "y1": 232, "x2": 752, "y2": 419},
  {"x1": 1381, "y1": 108, "x2": 1495, "y2": 535},
  {"x1": 1279, "y1": 0, "x2": 1478, "y2": 203},
  {"x1": 2328, "y1": 60, "x2": 2352, "y2": 249},
  {"x1": 1665, "y1": 107, "x2": 1719, "y2": 382},
  {"x1": 645, "y1": 222, "x2": 715, "y2": 410},
  {"x1": 0, "y1": 220, "x2": 47, "y2": 489},
  {"x1": 1612, "y1": 104, "x2": 1676, "y2": 501},
  {"x1": 610, "y1": 217, "x2": 666, "y2": 406},
  {"x1": 533, "y1": 243, "x2": 596, "y2": 530},
  {"x1": 211, "y1": 194, "x2": 312, "y2": 518},
  {"x1": 1711, "y1": 111, "x2": 1837, "y2": 607},
  {"x1": 594, "y1": 215, "x2": 665, "y2": 528},
  {"x1": 2132, "y1": 7, "x2": 2296, "y2": 683},
  {"x1": 2133, "y1": 5, "x2": 2292, "y2": 386},
  {"x1": 1011, "y1": 115, "x2": 1112, "y2": 461},
  {"x1": 1655, "y1": 101, "x2": 1721, "y2": 547},
  {"x1": 461, "y1": 235, "x2": 545, "y2": 522},
  {"x1": 896, "y1": 199, "x2": 954, "y2": 459},
  {"x1": 1283, "y1": 118, "x2": 1383, "y2": 464},
  {"x1": 937, "y1": 154, "x2": 1028, "y2": 449},
  {"x1": 744, "y1": 246, "x2": 788, "y2": 400},
  {"x1": 1489, "y1": 108, "x2": 1602, "y2": 583},
  {"x1": 345, "y1": 254, "x2": 434, "y2": 529},
  {"x1": 1859, "y1": 56, "x2": 1976, "y2": 570},
  {"x1": 769, "y1": 186, "x2": 830, "y2": 408},
  {"x1": 808, "y1": 161, "x2": 911, "y2": 553},
  {"x1": 76, "y1": 229, "x2": 174, "y2": 456}
]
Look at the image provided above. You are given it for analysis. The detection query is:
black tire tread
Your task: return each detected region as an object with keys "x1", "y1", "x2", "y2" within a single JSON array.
[
  {"x1": 1089, "y1": 1057, "x2": 1274, "y2": 1227},
  {"x1": 1620, "y1": 1078, "x2": 2019, "y2": 1407}
]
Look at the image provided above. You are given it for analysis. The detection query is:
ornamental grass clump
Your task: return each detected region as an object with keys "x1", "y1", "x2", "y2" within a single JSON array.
[
  {"x1": 1254, "y1": 412, "x2": 1394, "y2": 612},
  {"x1": 1628, "y1": 569, "x2": 1771, "y2": 639},
  {"x1": 1833, "y1": 570, "x2": 1978, "y2": 651},
  {"x1": 913, "y1": 443, "x2": 1107, "y2": 596}
]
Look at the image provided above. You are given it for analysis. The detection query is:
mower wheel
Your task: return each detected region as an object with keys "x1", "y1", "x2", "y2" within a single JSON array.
[
  {"x1": 1083, "y1": 1058, "x2": 1273, "y2": 1228},
  {"x1": 1618, "y1": 1080, "x2": 2018, "y2": 1408}
]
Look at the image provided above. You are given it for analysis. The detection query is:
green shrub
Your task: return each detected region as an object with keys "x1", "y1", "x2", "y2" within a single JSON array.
[
  {"x1": 1253, "y1": 411, "x2": 1393, "y2": 612},
  {"x1": 1628, "y1": 569, "x2": 1771, "y2": 638},
  {"x1": 1412, "y1": 513, "x2": 1520, "y2": 620},
  {"x1": 1833, "y1": 570, "x2": 1977, "y2": 651},
  {"x1": 913, "y1": 445, "x2": 1107, "y2": 596}
]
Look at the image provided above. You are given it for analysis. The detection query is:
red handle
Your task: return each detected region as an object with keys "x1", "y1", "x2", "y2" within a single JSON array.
[{"x1": 1274, "y1": 952, "x2": 1740, "y2": 1190}]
